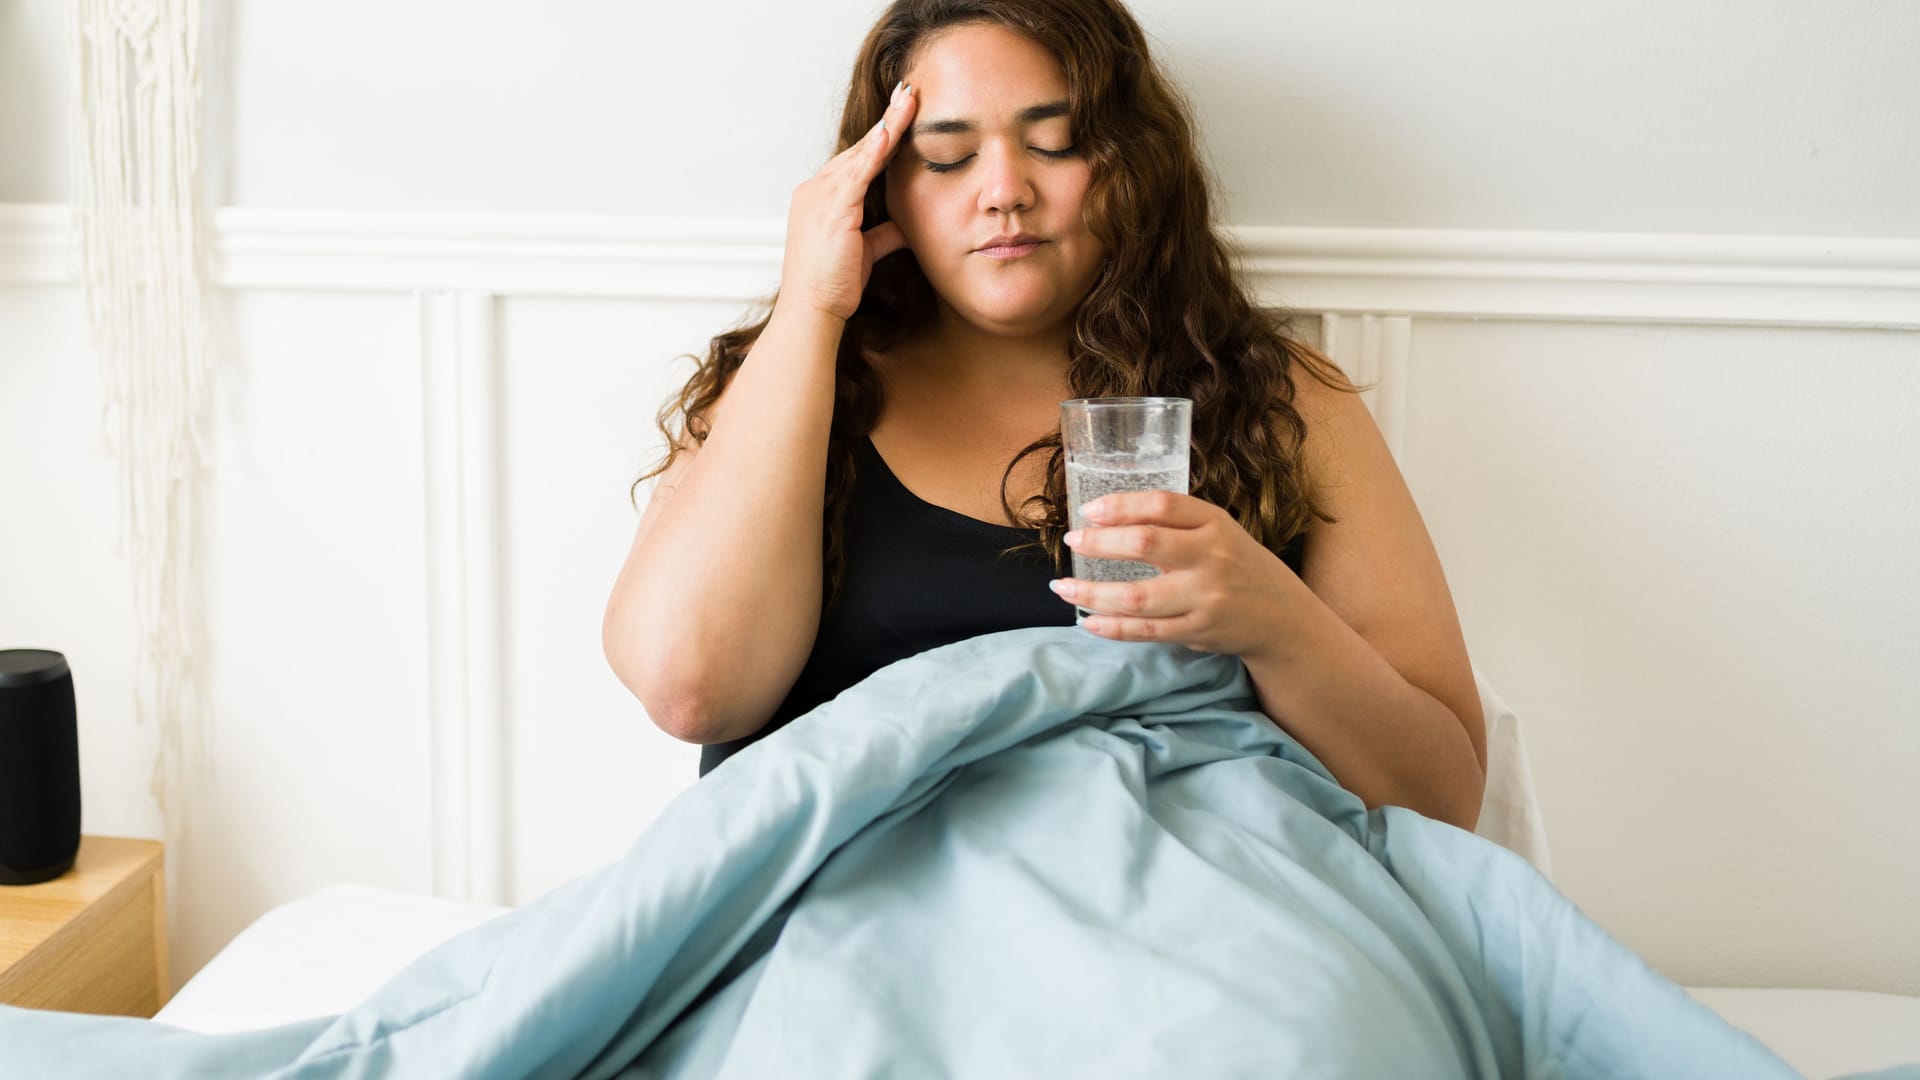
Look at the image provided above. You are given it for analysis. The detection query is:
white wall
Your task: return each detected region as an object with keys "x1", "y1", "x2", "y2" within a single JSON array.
[
  {"x1": 1401, "y1": 317, "x2": 1920, "y2": 992},
  {"x1": 2, "y1": 0, "x2": 1916, "y2": 999},
  {"x1": 7, "y1": 1, "x2": 1917, "y2": 231}
]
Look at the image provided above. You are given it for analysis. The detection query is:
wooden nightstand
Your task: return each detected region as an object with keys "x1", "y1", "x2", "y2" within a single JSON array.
[{"x1": 0, "y1": 835, "x2": 170, "y2": 1017}]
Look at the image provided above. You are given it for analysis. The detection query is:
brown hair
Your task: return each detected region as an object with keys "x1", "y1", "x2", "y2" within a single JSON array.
[{"x1": 632, "y1": 0, "x2": 1368, "y2": 611}]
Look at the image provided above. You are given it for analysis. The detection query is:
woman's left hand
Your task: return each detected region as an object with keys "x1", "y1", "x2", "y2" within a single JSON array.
[{"x1": 1050, "y1": 490, "x2": 1309, "y2": 659}]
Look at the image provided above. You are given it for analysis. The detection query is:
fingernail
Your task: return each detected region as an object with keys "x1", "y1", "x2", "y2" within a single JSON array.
[
  {"x1": 1048, "y1": 579, "x2": 1071, "y2": 596},
  {"x1": 1064, "y1": 530, "x2": 1083, "y2": 546},
  {"x1": 891, "y1": 80, "x2": 903, "y2": 105}
]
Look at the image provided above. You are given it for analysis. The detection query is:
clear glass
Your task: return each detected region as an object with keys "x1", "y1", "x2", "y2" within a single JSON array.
[{"x1": 1060, "y1": 397, "x2": 1193, "y2": 625}]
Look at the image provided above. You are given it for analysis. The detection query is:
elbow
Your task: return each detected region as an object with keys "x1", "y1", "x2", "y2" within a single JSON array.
[
  {"x1": 654, "y1": 698, "x2": 719, "y2": 745},
  {"x1": 630, "y1": 680, "x2": 717, "y2": 746},
  {"x1": 1367, "y1": 792, "x2": 1480, "y2": 833},
  {"x1": 1443, "y1": 787, "x2": 1483, "y2": 833},
  {"x1": 602, "y1": 607, "x2": 710, "y2": 743},
  {"x1": 1363, "y1": 752, "x2": 1485, "y2": 832},
  {"x1": 1434, "y1": 756, "x2": 1487, "y2": 832},
  {"x1": 1373, "y1": 789, "x2": 1480, "y2": 833},
  {"x1": 1448, "y1": 712, "x2": 1489, "y2": 832},
  {"x1": 1412, "y1": 698, "x2": 1487, "y2": 831}
]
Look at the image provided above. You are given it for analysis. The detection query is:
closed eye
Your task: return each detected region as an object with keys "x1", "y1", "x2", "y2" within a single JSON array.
[{"x1": 924, "y1": 147, "x2": 1079, "y2": 173}]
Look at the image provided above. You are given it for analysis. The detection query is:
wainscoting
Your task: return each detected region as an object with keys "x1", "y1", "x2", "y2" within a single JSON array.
[{"x1": 3, "y1": 204, "x2": 1915, "y2": 994}]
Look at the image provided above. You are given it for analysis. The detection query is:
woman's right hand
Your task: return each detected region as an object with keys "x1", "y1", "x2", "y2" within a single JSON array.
[{"x1": 780, "y1": 81, "x2": 920, "y2": 323}]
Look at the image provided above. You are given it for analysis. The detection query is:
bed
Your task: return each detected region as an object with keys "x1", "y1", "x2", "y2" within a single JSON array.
[
  {"x1": 151, "y1": 883, "x2": 1920, "y2": 1078},
  {"x1": 122, "y1": 654, "x2": 1920, "y2": 1077}
]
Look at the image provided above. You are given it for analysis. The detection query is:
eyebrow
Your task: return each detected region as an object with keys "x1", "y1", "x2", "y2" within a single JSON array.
[{"x1": 908, "y1": 100, "x2": 1070, "y2": 139}]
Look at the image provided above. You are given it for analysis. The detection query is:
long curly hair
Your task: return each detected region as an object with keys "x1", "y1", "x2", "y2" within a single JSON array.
[{"x1": 632, "y1": 0, "x2": 1368, "y2": 613}]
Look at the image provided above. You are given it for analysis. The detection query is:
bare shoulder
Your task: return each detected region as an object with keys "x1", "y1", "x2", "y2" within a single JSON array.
[{"x1": 1285, "y1": 348, "x2": 1487, "y2": 772}]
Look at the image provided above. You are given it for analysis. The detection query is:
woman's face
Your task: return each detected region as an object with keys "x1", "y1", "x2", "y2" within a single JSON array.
[{"x1": 885, "y1": 23, "x2": 1106, "y2": 340}]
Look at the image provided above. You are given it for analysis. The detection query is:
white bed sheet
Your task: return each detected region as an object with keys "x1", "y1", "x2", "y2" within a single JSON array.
[
  {"x1": 155, "y1": 883, "x2": 512, "y2": 1037},
  {"x1": 153, "y1": 883, "x2": 1920, "y2": 1078}
]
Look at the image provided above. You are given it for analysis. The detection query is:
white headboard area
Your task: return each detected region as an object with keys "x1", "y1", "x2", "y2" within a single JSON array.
[{"x1": 2, "y1": 206, "x2": 1916, "y2": 999}]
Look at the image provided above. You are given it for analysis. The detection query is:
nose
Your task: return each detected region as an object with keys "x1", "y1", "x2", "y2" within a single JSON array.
[{"x1": 976, "y1": 142, "x2": 1036, "y2": 216}]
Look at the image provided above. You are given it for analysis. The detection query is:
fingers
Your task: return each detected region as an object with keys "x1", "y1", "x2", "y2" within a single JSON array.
[
  {"x1": 840, "y1": 81, "x2": 917, "y2": 185},
  {"x1": 1079, "y1": 491, "x2": 1212, "y2": 529},
  {"x1": 870, "y1": 81, "x2": 918, "y2": 168},
  {"x1": 1049, "y1": 570, "x2": 1212, "y2": 648},
  {"x1": 1047, "y1": 570, "x2": 1187, "y2": 620},
  {"x1": 1077, "y1": 612, "x2": 1211, "y2": 648},
  {"x1": 863, "y1": 219, "x2": 907, "y2": 265},
  {"x1": 1063, "y1": 524, "x2": 1192, "y2": 569}
]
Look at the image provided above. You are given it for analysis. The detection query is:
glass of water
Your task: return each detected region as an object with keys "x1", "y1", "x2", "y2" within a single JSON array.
[{"x1": 1060, "y1": 397, "x2": 1193, "y2": 625}]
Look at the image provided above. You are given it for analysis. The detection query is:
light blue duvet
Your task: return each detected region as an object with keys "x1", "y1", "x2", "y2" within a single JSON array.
[{"x1": 2, "y1": 627, "x2": 1912, "y2": 1078}]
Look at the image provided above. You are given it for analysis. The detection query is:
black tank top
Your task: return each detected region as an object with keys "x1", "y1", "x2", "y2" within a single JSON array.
[{"x1": 696, "y1": 434, "x2": 1307, "y2": 777}]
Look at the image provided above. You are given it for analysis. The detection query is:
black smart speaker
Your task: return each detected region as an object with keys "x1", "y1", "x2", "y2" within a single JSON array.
[{"x1": 0, "y1": 649, "x2": 82, "y2": 885}]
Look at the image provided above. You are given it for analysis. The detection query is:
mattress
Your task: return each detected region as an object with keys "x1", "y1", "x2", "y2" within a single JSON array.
[{"x1": 153, "y1": 883, "x2": 1920, "y2": 1079}]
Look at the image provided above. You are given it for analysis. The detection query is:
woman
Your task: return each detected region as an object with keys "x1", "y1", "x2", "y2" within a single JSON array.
[{"x1": 602, "y1": 0, "x2": 1487, "y2": 830}]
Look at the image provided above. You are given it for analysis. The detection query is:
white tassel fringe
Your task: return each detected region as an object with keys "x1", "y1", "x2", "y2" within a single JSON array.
[{"x1": 69, "y1": 0, "x2": 214, "y2": 840}]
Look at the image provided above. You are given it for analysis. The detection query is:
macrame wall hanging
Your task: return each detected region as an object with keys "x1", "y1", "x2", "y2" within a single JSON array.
[{"x1": 69, "y1": 0, "x2": 215, "y2": 841}]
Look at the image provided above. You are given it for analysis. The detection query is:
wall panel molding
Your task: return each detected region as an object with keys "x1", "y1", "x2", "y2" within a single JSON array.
[
  {"x1": 5, "y1": 204, "x2": 1916, "y2": 327},
  {"x1": 418, "y1": 289, "x2": 508, "y2": 906},
  {"x1": 1319, "y1": 314, "x2": 1413, "y2": 462},
  {"x1": 1237, "y1": 226, "x2": 1920, "y2": 329}
]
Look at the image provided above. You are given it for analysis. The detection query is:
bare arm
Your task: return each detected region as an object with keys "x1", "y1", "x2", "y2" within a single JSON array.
[
  {"x1": 1245, "y1": 367, "x2": 1486, "y2": 828},
  {"x1": 603, "y1": 81, "x2": 922, "y2": 745},
  {"x1": 1051, "y1": 357, "x2": 1485, "y2": 827},
  {"x1": 602, "y1": 307, "x2": 844, "y2": 743}
]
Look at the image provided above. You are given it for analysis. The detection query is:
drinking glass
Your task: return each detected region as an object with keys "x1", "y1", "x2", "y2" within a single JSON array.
[{"x1": 1060, "y1": 397, "x2": 1192, "y2": 625}]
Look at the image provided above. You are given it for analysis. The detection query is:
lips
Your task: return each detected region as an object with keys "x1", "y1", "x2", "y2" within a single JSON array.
[
  {"x1": 975, "y1": 234, "x2": 1048, "y2": 258},
  {"x1": 976, "y1": 232, "x2": 1045, "y2": 254}
]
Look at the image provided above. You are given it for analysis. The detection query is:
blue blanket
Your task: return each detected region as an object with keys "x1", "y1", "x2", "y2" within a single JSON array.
[{"x1": 3, "y1": 627, "x2": 1910, "y2": 1078}]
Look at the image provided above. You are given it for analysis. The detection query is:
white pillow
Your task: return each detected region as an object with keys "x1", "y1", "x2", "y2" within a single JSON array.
[{"x1": 1471, "y1": 667, "x2": 1554, "y2": 880}]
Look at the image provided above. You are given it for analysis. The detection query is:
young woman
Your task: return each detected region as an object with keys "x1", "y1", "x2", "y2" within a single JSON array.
[{"x1": 603, "y1": 0, "x2": 1486, "y2": 830}]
